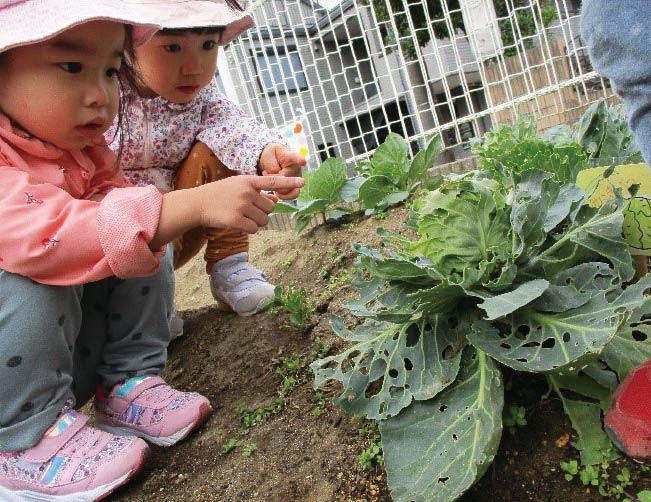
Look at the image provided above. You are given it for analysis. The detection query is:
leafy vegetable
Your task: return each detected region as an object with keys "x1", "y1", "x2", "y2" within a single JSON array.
[
  {"x1": 275, "y1": 133, "x2": 443, "y2": 231},
  {"x1": 472, "y1": 114, "x2": 587, "y2": 183},
  {"x1": 311, "y1": 168, "x2": 649, "y2": 501}
]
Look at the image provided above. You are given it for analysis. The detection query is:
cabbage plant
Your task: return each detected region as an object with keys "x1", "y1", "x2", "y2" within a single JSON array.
[{"x1": 311, "y1": 170, "x2": 651, "y2": 501}]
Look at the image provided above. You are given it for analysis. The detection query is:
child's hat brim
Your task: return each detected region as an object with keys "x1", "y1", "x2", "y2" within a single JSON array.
[
  {"x1": 128, "y1": 0, "x2": 254, "y2": 46},
  {"x1": 0, "y1": 0, "x2": 162, "y2": 53}
]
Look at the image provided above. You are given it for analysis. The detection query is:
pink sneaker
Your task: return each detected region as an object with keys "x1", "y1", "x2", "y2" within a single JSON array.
[
  {"x1": 0, "y1": 408, "x2": 148, "y2": 501},
  {"x1": 94, "y1": 375, "x2": 213, "y2": 447}
]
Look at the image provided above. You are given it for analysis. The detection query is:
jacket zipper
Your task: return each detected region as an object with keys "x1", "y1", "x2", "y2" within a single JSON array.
[{"x1": 143, "y1": 101, "x2": 152, "y2": 169}]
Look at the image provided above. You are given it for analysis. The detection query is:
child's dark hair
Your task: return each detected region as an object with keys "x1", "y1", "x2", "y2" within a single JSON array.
[{"x1": 111, "y1": 26, "x2": 143, "y2": 162}]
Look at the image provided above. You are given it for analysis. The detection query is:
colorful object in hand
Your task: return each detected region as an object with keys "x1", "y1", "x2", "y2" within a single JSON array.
[
  {"x1": 576, "y1": 163, "x2": 651, "y2": 256},
  {"x1": 281, "y1": 121, "x2": 309, "y2": 161}
]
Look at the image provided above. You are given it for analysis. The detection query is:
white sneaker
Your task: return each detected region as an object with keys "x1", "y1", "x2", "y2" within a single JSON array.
[
  {"x1": 209, "y1": 252, "x2": 275, "y2": 316},
  {"x1": 169, "y1": 308, "x2": 184, "y2": 339}
]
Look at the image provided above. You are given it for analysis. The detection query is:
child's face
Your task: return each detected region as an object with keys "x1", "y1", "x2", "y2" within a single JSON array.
[
  {"x1": 134, "y1": 32, "x2": 219, "y2": 104},
  {"x1": 0, "y1": 21, "x2": 124, "y2": 150}
]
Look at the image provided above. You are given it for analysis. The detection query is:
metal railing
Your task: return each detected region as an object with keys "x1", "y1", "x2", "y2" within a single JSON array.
[{"x1": 219, "y1": 0, "x2": 612, "y2": 172}]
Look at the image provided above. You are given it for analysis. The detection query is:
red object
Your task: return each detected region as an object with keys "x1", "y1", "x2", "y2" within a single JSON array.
[{"x1": 604, "y1": 360, "x2": 651, "y2": 460}]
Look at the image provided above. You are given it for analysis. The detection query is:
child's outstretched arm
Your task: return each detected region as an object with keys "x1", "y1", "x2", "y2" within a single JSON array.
[{"x1": 150, "y1": 174, "x2": 304, "y2": 250}]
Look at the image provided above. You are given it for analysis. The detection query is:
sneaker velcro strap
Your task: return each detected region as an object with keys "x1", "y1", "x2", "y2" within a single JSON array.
[
  {"x1": 223, "y1": 266, "x2": 265, "y2": 287},
  {"x1": 108, "y1": 375, "x2": 167, "y2": 414},
  {"x1": 23, "y1": 411, "x2": 90, "y2": 463}
]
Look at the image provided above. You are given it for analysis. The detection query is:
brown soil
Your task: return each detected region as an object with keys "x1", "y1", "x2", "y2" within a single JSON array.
[{"x1": 111, "y1": 206, "x2": 651, "y2": 502}]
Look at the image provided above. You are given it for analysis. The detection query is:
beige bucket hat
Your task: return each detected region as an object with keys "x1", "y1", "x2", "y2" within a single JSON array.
[
  {"x1": 127, "y1": 0, "x2": 255, "y2": 46},
  {"x1": 0, "y1": 0, "x2": 162, "y2": 53}
]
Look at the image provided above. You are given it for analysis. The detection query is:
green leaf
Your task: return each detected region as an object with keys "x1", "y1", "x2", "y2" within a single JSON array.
[
  {"x1": 637, "y1": 490, "x2": 651, "y2": 502},
  {"x1": 377, "y1": 190, "x2": 410, "y2": 209},
  {"x1": 410, "y1": 182, "x2": 511, "y2": 278},
  {"x1": 467, "y1": 275, "x2": 651, "y2": 373},
  {"x1": 410, "y1": 134, "x2": 442, "y2": 182},
  {"x1": 310, "y1": 315, "x2": 465, "y2": 420},
  {"x1": 370, "y1": 133, "x2": 410, "y2": 185},
  {"x1": 298, "y1": 157, "x2": 348, "y2": 203},
  {"x1": 358, "y1": 175, "x2": 398, "y2": 209},
  {"x1": 510, "y1": 172, "x2": 584, "y2": 261},
  {"x1": 380, "y1": 348, "x2": 503, "y2": 502},
  {"x1": 294, "y1": 198, "x2": 329, "y2": 218},
  {"x1": 549, "y1": 373, "x2": 610, "y2": 403},
  {"x1": 550, "y1": 376, "x2": 620, "y2": 466},
  {"x1": 601, "y1": 295, "x2": 651, "y2": 380},
  {"x1": 477, "y1": 279, "x2": 549, "y2": 320},
  {"x1": 273, "y1": 201, "x2": 298, "y2": 214},
  {"x1": 533, "y1": 262, "x2": 616, "y2": 313},
  {"x1": 529, "y1": 197, "x2": 634, "y2": 282},
  {"x1": 340, "y1": 176, "x2": 364, "y2": 202},
  {"x1": 353, "y1": 243, "x2": 444, "y2": 285}
]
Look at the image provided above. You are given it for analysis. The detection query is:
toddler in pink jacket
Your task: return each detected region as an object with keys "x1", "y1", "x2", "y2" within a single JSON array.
[{"x1": 0, "y1": 1, "x2": 303, "y2": 500}]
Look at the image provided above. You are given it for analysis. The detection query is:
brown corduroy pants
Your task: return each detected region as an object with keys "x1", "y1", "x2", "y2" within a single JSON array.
[{"x1": 172, "y1": 142, "x2": 249, "y2": 273}]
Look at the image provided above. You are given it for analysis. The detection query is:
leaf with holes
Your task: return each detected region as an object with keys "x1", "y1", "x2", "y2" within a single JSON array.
[
  {"x1": 528, "y1": 197, "x2": 634, "y2": 282},
  {"x1": 467, "y1": 274, "x2": 651, "y2": 373},
  {"x1": 474, "y1": 279, "x2": 549, "y2": 320},
  {"x1": 310, "y1": 314, "x2": 466, "y2": 420},
  {"x1": 380, "y1": 348, "x2": 503, "y2": 502},
  {"x1": 601, "y1": 295, "x2": 651, "y2": 380}
]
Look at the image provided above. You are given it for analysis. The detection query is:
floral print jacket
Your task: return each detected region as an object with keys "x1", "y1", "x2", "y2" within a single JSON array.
[{"x1": 106, "y1": 80, "x2": 284, "y2": 192}]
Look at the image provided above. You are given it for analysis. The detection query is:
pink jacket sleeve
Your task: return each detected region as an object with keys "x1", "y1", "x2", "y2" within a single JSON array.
[{"x1": 0, "y1": 167, "x2": 164, "y2": 285}]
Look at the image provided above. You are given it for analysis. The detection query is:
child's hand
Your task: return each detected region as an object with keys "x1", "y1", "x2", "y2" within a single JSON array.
[
  {"x1": 259, "y1": 143, "x2": 306, "y2": 199},
  {"x1": 198, "y1": 175, "x2": 304, "y2": 234}
]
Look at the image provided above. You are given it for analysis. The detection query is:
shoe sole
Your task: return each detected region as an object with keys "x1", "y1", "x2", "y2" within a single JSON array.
[
  {"x1": 0, "y1": 446, "x2": 149, "y2": 501},
  {"x1": 96, "y1": 402, "x2": 214, "y2": 447}
]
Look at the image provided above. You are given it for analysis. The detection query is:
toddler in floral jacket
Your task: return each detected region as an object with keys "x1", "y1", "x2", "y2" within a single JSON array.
[{"x1": 108, "y1": 0, "x2": 305, "y2": 327}]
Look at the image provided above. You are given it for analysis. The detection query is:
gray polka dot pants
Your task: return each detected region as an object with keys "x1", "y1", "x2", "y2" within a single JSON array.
[{"x1": 0, "y1": 249, "x2": 174, "y2": 452}]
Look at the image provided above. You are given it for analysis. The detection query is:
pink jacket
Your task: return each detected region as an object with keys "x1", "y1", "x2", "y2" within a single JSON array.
[{"x1": 0, "y1": 115, "x2": 165, "y2": 286}]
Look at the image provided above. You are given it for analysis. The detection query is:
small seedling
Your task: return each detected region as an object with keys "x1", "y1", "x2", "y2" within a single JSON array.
[
  {"x1": 561, "y1": 459, "x2": 648, "y2": 501},
  {"x1": 560, "y1": 460, "x2": 579, "y2": 481},
  {"x1": 310, "y1": 337, "x2": 331, "y2": 360},
  {"x1": 242, "y1": 442, "x2": 258, "y2": 457},
  {"x1": 281, "y1": 375, "x2": 297, "y2": 394},
  {"x1": 278, "y1": 353, "x2": 307, "y2": 374},
  {"x1": 358, "y1": 440, "x2": 384, "y2": 470},
  {"x1": 222, "y1": 438, "x2": 241, "y2": 454},
  {"x1": 311, "y1": 390, "x2": 326, "y2": 417},
  {"x1": 280, "y1": 257, "x2": 294, "y2": 274},
  {"x1": 270, "y1": 284, "x2": 315, "y2": 332},
  {"x1": 636, "y1": 490, "x2": 651, "y2": 502},
  {"x1": 503, "y1": 404, "x2": 527, "y2": 434}
]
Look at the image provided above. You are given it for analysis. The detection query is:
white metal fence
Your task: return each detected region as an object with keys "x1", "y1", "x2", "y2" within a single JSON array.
[{"x1": 220, "y1": 0, "x2": 614, "y2": 171}]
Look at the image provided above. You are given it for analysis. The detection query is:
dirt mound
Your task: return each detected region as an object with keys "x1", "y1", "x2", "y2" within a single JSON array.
[{"x1": 111, "y1": 206, "x2": 646, "y2": 502}]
